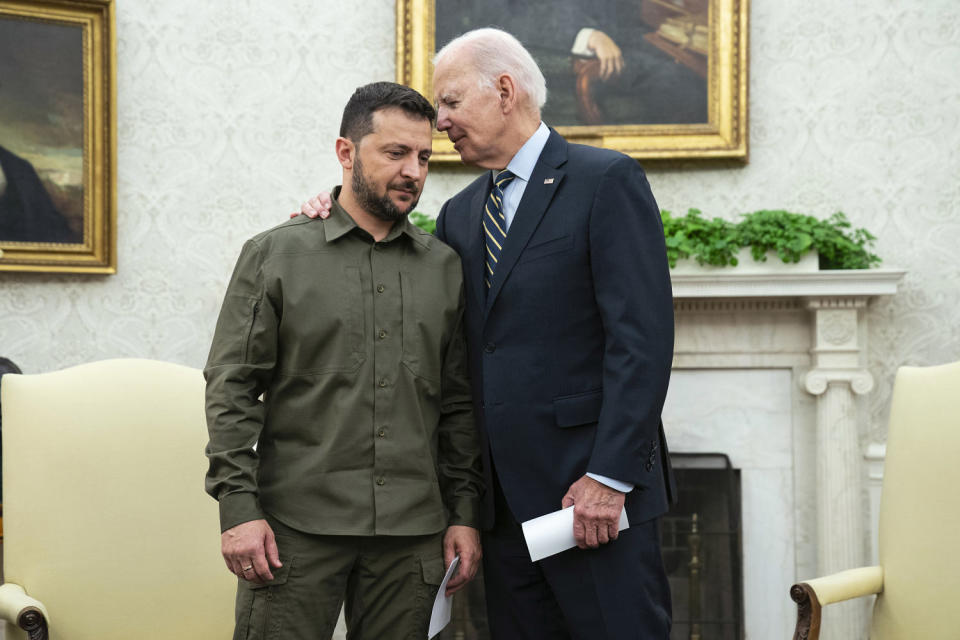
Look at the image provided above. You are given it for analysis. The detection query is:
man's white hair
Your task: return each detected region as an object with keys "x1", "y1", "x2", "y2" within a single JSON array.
[{"x1": 434, "y1": 28, "x2": 547, "y2": 113}]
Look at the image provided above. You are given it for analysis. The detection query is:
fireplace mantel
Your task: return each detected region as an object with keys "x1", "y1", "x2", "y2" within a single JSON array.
[
  {"x1": 665, "y1": 267, "x2": 905, "y2": 639},
  {"x1": 671, "y1": 268, "x2": 905, "y2": 298}
]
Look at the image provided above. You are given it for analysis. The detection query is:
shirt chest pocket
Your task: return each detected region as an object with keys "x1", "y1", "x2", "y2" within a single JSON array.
[
  {"x1": 399, "y1": 271, "x2": 450, "y2": 383},
  {"x1": 277, "y1": 263, "x2": 365, "y2": 375}
]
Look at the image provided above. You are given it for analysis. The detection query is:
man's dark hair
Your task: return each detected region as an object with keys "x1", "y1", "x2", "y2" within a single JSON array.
[{"x1": 339, "y1": 82, "x2": 436, "y2": 142}]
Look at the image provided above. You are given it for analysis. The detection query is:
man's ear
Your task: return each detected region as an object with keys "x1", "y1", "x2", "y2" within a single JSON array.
[
  {"x1": 497, "y1": 73, "x2": 518, "y2": 114},
  {"x1": 335, "y1": 137, "x2": 355, "y2": 170}
]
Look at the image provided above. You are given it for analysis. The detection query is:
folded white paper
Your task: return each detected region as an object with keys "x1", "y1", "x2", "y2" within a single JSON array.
[
  {"x1": 427, "y1": 555, "x2": 460, "y2": 639},
  {"x1": 521, "y1": 506, "x2": 629, "y2": 562}
]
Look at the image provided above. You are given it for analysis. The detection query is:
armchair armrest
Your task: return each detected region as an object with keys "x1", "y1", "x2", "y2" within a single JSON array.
[
  {"x1": 0, "y1": 583, "x2": 49, "y2": 640},
  {"x1": 790, "y1": 566, "x2": 883, "y2": 640}
]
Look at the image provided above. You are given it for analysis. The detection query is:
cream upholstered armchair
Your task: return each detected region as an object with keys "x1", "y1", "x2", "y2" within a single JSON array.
[
  {"x1": 0, "y1": 359, "x2": 235, "y2": 639},
  {"x1": 790, "y1": 361, "x2": 960, "y2": 640}
]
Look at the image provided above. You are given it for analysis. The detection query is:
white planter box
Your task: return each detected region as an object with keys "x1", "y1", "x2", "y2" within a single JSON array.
[{"x1": 670, "y1": 247, "x2": 819, "y2": 274}]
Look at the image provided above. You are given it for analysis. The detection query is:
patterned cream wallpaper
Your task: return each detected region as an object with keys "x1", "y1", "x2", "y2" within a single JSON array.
[{"x1": 1, "y1": 1, "x2": 958, "y2": 444}]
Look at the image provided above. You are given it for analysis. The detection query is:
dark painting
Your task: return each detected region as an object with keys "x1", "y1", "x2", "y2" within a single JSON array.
[
  {"x1": 0, "y1": 16, "x2": 84, "y2": 244},
  {"x1": 435, "y1": 0, "x2": 709, "y2": 128}
]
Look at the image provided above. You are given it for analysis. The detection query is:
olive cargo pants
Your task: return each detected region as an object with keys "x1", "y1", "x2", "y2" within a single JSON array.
[{"x1": 233, "y1": 517, "x2": 445, "y2": 640}]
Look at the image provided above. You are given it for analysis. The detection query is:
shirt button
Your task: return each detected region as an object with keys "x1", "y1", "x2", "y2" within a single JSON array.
[
  {"x1": 378, "y1": 378, "x2": 387, "y2": 387},
  {"x1": 376, "y1": 476, "x2": 385, "y2": 486},
  {"x1": 484, "y1": 342, "x2": 496, "y2": 353},
  {"x1": 379, "y1": 329, "x2": 387, "y2": 339},
  {"x1": 378, "y1": 428, "x2": 386, "y2": 438},
  {"x1": 377, "y1": 284, "x2": 385, "y2": 293}
]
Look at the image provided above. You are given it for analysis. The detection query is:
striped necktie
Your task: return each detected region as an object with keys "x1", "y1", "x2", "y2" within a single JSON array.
[{"x1": 483, "y1": 169, "x2": 515, "y2": 288}]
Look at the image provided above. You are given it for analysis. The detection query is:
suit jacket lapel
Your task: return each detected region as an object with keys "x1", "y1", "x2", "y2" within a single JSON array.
[{"x1": 484, "y1": 131, "x2": 568, "y2": 319}]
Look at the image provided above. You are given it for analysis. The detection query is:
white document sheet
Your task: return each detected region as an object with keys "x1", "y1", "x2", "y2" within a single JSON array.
[
  {"x1": 521, "y1": 506, "x2": 629, "y2": 562},
  {"x1": 427, "y1": 555, "x2": 460, "y2": 639}
]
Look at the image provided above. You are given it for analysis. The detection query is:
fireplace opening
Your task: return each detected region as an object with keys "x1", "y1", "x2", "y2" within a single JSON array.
[
  {"x1": 438, "y1": 453, "x2": 743, "y2": 640},
  {"x1": 664, "y1": 453, "x2": 743, "y2": 640}
]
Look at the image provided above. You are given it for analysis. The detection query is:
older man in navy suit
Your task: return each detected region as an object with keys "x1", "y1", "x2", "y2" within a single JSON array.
[
  {"x1": 299, "y1": 27, "x2": 675, "y2": 640},
  {"x1": 433, "y1": 28, "x2": 674, "y2": 639}
]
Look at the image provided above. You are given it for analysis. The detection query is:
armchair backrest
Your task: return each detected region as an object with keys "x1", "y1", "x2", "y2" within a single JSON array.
[
  {"x1": 0, "y1": 359, "x2": 234, "y2": 639},
  {"x1": 871, "y1": 361, "x2": 960, "y2": 639}
]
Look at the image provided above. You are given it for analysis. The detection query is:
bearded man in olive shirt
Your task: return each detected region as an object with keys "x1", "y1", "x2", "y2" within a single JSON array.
[{"x1": 204, "y1": 82, "x2": 483, "y2": 640}]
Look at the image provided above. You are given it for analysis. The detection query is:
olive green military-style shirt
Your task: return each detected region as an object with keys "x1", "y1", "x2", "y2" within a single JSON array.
[{"x1": 204, "y1": 189, "x2": 482, "y2": 536}]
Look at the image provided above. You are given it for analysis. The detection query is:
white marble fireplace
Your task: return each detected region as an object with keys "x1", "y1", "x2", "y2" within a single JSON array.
[{"x1": 663, "y1": 268, "x2": 904, "y2": 640}]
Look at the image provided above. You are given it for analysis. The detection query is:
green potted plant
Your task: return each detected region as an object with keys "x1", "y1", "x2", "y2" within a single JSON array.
[{"x1": 661, "y1": 209, "x2": 881, "y2": 271}]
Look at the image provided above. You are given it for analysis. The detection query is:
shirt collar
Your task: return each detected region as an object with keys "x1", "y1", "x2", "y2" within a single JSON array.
[
  {"x1": 500, "y1": 121, "x2": 550, "y2": 184},
  {"x1": 324, "y1": 186, "x2": 357, "y2": 242},
  {"x1": 326, "y1": 186, "x2": 429, "y2": 249}
]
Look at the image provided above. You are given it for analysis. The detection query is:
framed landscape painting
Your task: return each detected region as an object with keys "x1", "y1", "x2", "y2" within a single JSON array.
[
  {"x1": 397, "y1": 0, "x2": 748, "y2": 163},
  {"x1": 0, "y1": 0, "x2": 116, "y2": 273}
]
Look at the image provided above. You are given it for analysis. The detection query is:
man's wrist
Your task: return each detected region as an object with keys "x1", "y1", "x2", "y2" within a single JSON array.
[{"x1": 586, "y1": 472, "x2": 634, "y2": 493}]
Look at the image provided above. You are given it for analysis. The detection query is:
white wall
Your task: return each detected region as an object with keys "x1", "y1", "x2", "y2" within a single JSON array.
[{"x1": 2, "y1": 0, "x2": 959, "y2": 444}]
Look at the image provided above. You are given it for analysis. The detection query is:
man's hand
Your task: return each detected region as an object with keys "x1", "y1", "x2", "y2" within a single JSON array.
[
  {"x1": 587, "y1": 30, "x2": 624, "y2": 80},
  {"x1": 442, "y1": 525, "x2": 481, "y2": 596},
  {"x1": 289, "y1": 192, "x2": 333, "y2": 219},
  {"x1": 561, "y1": 475, "x2": 626, "y2": 549},
  {"x1": 221, "y1": 519, "x2": 283, "y2": 585}
]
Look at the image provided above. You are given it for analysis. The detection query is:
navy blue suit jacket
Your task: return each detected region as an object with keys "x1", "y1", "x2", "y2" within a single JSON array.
[{"x1": 436, "y1": 131, "x2": 675, "y2": 529}]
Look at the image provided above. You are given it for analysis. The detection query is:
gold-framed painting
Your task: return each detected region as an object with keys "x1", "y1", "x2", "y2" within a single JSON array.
[
  {"x1": 397, "y1": 0, "x2": 748, "y2": 163},
  {"x1": 0, "y1": 0, "x2": 116, "y2": 273}
]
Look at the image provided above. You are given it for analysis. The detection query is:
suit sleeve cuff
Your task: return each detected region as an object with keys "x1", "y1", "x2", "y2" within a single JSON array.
[
  {"x1": 586, "y1": 472, "x2": 634, "y2": 493},
  {"x1": 218, "y1": 491, "x2": 266, "y2": 532}
]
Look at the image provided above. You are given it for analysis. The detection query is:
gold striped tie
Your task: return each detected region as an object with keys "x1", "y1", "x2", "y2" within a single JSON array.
[{"x1": 483, "y1": 169, "x2": 515, "y2": 288}]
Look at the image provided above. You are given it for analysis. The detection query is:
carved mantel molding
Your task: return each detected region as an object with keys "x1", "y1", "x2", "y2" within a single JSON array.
[{"x1": 804, "y1": 369, "x2": 874, "y2": 396}]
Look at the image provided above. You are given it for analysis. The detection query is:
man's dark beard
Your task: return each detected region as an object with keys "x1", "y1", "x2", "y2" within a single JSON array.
[{"x1": 352, "y1": 156, "x2": 420, "y2": 222}]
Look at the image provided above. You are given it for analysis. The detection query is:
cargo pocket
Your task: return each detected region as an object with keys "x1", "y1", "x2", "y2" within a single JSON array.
[
  {"x1": 420, "y1": 555, "x2": 445, "y2": 586},
  {"x1": 234, "y1": 558, "x2": 294, "y2": 640},
  {"x1": 409, "y1": 554, "x2": 445, "y2": 639}
]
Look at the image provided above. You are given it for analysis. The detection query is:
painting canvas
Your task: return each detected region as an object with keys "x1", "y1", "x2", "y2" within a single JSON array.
[
  {"x1": 437, "y1": 0, "x2": 709, "y2": 127},
  {"x1": 0, "y1": 0, "x2": 116, "y2": 273},
  {"x1": 398, "y1": 0, "x2": 748, "y2": 162},
  {"x1": 0, "y1": 17, "x2": 84, "y2": 244}
]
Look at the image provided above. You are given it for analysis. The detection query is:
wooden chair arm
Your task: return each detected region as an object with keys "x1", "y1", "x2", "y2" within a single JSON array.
[
  {"x1": 790, "y1": 566, "x2": 883, "y2": 640},
  {"x1": 0, "y1": 583, "x2": 49, "y2": 640}
]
